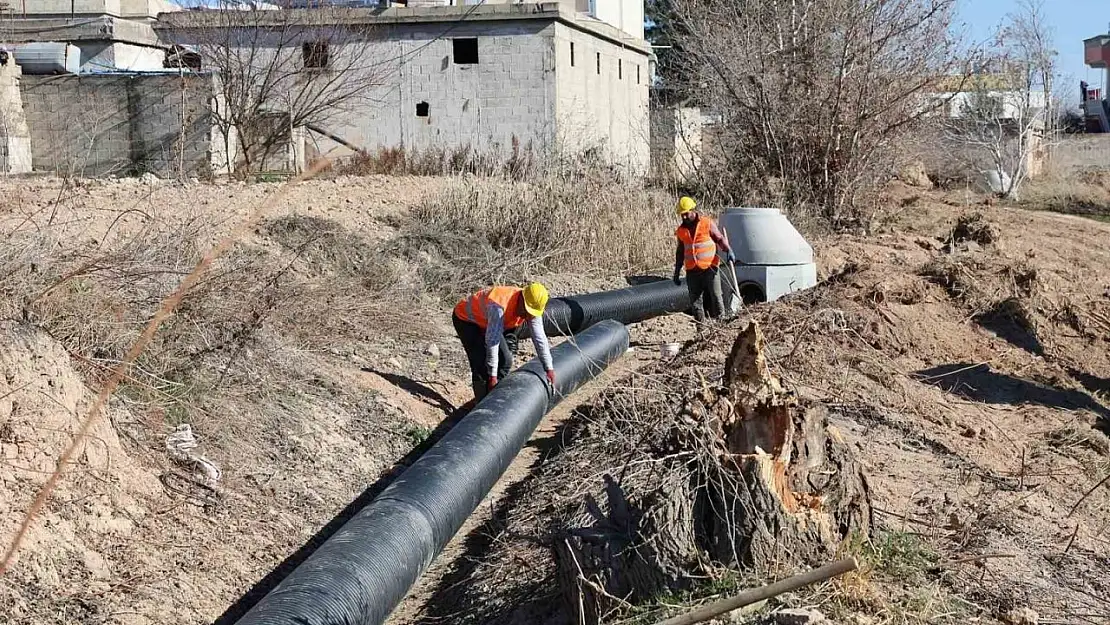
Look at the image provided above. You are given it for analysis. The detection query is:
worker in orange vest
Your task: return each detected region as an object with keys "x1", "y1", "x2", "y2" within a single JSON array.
[
  {"x1": 672, "y1": 196, "x2": 735, "y2": 322},
  {"x1": 452, "y1": 282, "x2": 556, "y2": 402}
]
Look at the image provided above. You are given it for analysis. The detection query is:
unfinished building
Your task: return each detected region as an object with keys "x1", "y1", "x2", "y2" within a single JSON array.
[{"x1": 157, "y1": 1, "x2": 652, "y2": 175}]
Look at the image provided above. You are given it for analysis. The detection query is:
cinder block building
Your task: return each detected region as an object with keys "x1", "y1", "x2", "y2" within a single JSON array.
[
  {"x1": 2, "y1": 0, "x2": 180, "y2": 71},
  {"x1": 158, "y1": 1, "x2": 652, "y2": 175}
]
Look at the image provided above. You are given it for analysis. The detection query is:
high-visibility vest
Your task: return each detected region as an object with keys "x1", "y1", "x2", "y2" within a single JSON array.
[
  {"x1": 676, "y1": 217, "x2": 719, "y2": 271},
  {"x1": 453, "y1": 286, "x2": 528, "y2": 329}
]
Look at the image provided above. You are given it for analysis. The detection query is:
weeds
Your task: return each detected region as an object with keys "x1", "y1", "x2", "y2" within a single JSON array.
[
  {"x1": 398, "y1": 172, "x2": 674, "y2": 301},
  {"x1": 861, "y1": 531, "x2": 940, "y2": 584},
  {"x1": 1020, "y1": 170, "x2": 1110, "y2": 217},
  {"x1": 404, "y1": 424, "x2": 432, "y2": 446},
  {"x1": 338, "y1": 140, "x2": 537, "y2": 180}
]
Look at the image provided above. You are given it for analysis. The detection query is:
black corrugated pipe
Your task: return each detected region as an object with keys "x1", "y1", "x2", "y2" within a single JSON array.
[
  {"x1": 232, "y1": 320, "x2": 631, "y2": 625},
  {"x1": 540, "y1": 279, "x2": 693, "y2": 337}
]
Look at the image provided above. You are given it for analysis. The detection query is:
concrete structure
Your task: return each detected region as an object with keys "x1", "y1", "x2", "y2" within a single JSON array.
[
  {"x1": 19, "y1": 72, "x2": 229, "y2": 176},
  {"x1": 298, "y1": 0, "x2": 644, "y2": 39},
  {"x1": 1083, "y1": 33, "x2": 1110, "y2": 132},
  {"x1": 650, "y1": 106, "x2": 722, "y2": 183},
  {"x1": 0, "y1": 59, "x2": 33, "y2": 173},
  {"x1": 719, "y1": 207, "x2": 817, "y2": 307},
  {"x1": 158, "y1": 2, "x2": 651, "y2": 175},
  {"x1": 925, "y1": 75, "x2": 1048, "y2": 121},
  {"x1": 2, "y1": 0, "x2": 180, "y2": 72}
]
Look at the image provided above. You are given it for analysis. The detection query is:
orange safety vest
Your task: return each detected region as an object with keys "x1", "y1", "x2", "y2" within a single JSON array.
[
  {"x1": 676, "y1": 217, "x2": 720, "y2": 271},
  {"x1": 453, "y1": 286, "x2": 528, "y2": 329}
]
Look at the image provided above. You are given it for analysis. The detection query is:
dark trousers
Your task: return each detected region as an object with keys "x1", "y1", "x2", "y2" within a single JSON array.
[
  {"x1": 453, "y1": 315, "x2": 519, "y2": 401},
  {"x1": 686, "y1": 267, "x2": 724, "y2": 322}
]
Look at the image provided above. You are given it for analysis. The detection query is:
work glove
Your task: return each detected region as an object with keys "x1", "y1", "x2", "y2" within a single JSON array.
[
  {"x1": 546, "y1": 369, "x2": 556, "y2": 386},
  {"x1": 672, "y1": 268, "x2": 682, "y2": 286},
  {"x1": 488, "y1": 376, "x2": 498, "y2": 390},
  {"x1": 725, "y1": 251, "x2": 736, "y2": 264}
]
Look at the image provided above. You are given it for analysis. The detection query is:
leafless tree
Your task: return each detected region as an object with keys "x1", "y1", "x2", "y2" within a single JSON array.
[
  {"x1": 946, "y1": 0, "x2": 1056, "y2": 199},
  {"x1": 160, "y1": 4, "x2": 390, "y2": 176},
  {"x1": 654, "y1": 0, "x2": 971, "y2": 227}
]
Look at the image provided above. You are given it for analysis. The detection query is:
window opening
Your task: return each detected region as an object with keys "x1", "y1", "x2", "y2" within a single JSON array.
[
  {"x1": 302, "y1": 42, "x2": 329, "y2": 69},
  {"x1": 452, "y1": 38, "x2": 479, "y2": 64}
]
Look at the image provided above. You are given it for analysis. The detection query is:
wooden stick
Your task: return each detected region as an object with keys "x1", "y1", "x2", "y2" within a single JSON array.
[
  {"x1": 719, "y1": 226, "x2": 743, "y2": 311},
  {"x1": 651, "y1": 557, "x2": 859, "y2": 625}
]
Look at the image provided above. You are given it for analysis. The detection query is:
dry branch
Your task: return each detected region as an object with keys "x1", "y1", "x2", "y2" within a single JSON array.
[{"x1": 652, "y1": 557, "x2": 859, "y2": 625}]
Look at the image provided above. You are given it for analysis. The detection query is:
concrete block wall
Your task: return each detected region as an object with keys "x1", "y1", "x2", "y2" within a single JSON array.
[
  {"x1": 552, "y1": 21, "x2": 650, "y2": 175},
  {"x1": 158, "y1": 9, "x2": 651, "y2": 175},
  {"x1": 0, "y1": 61, "x2": 33, "y2": 174},
  {"x1": 311, "y1": 21, "x2": 558, "y2": 163},
  {"x1": 20, "y1": 73, "x2": 223, "y2": 177}
]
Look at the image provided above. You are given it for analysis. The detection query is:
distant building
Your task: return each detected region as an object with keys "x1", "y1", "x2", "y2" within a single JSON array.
[
  {"x1": 925, "y1": 74, "x2": 1047, "y2": 122},
  {"x1": 0, "y1": 0, "x2": 652, "y2": 176},
  {"x1": 0, "y1": 0, "x2": 181, "y2": 72},
  {"x1": 158, "y1": 2, "x2": 652, "y2": 174},
  {"x1": 1082, "y1": 33, "x2": 1110, "y2": 133}
]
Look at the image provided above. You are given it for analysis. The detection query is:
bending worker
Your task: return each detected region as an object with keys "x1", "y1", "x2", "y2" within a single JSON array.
[
  {"x1": 452, "y1": 282, "x2": 556, "y2": 402},
  {"x1": 672, "y1": 196, "x2": 735, "y2": 322}
]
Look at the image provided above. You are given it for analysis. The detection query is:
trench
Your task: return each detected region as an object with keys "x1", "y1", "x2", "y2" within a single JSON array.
[{"x1": 225, "y1": 280, "x2": 695, "y2": 625}]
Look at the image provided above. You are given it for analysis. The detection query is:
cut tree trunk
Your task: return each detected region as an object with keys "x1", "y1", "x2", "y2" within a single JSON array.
[{"x1": 555, "y1": 321, "x2": 872, "y2": 624}]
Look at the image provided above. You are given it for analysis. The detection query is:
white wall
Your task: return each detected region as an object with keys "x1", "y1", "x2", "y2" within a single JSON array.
[
  {"x1": 300, "y1": 21, "x2": 558, "y2": 162},
  {"x1": 551, "y1": 21, "x2": 649, "y2": 174},
  {"x1": 582, "y1": 0, "x2": 643, "y2": 39},
  {"x1": 922, "y1": 89, "x2": 1049, "y2": 121}
]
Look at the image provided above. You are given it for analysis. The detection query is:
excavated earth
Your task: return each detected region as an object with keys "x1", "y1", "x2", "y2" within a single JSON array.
[
  {"x1": 0, "y1": 176, "x2": 1108, "y2": 625},
  {"x1": 396, "y1": 190, "x2": 1110, "y2": 625}
]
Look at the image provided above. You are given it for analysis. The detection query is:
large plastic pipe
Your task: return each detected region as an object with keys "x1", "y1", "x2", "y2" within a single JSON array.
[
  {"x1": 233, "y1": 320, "x2": 631, "y2": 625},
  {"x1": 542, "y1": 279, "x2": 692, "y2": 337}
]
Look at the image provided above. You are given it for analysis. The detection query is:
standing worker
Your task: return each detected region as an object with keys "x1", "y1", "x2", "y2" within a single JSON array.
[
  {"x1": 672, "y1": 196, "x2": 736, "y2": 322},
  {"x1": 452, "y1": 283, "x2": 556, "y2": 402}
]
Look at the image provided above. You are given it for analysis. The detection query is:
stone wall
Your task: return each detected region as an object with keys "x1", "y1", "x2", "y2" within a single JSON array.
[{"x1": 20, "y1": 72, "x2": 225, "y2": 177}]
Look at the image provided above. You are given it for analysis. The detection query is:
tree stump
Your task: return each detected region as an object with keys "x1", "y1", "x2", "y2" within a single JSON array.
[{"x1": 555, "y1": 321, "x2": 872, "y2": 624}]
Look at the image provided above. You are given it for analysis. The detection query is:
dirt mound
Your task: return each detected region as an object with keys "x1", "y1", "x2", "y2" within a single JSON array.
[
  {"x1": 411, "y1": 204, "x2": 1110, "y2": 625},
  {"x1": 950, "y1": 212, "x2": 1001, "y2": 247},
  {"x1": 0, "y1": 321, "x2": 162, "y2": 622}
]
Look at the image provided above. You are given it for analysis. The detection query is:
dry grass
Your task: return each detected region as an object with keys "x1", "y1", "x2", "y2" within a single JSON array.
[
  {"x1": 397, "y1": 172, "x2": 676, "y2": 302},
  {"x1": 0, "y1": 210, "x2": 420, "y2": 462},
  {"x1": 335, "y1": 141, "x2": 538, "y2": 180},
  {"x1": 1020, "y1": 170, "x2": 1110, "y2": 218}
]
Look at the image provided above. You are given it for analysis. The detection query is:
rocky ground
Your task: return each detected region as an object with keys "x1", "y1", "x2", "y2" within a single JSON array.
[{"x1": 0, "y1": 173, "x2": 1108, "y2": 625}]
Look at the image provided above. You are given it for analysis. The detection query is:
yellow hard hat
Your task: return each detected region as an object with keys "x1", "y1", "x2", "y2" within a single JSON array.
[
  {"x1": 522, "y1": 282, "x2": 549, "y2": 317},
  {"x1": 676, "y1": 196, "x2": 697, "y2": 216}
]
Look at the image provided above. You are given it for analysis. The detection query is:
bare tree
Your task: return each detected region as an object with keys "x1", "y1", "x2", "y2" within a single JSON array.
[
  {"x1": 160, "y1": 4, "x2": 390, "y2": 176},
  {"x1": 652, "y1": 0, "x2": 970, "y2": 227},
  {"x1": 947, "y1": 0, "x2": 1056, "y2": 199}
]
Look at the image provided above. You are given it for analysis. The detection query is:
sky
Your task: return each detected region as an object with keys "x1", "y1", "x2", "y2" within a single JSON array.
[{"x1": 956, "y1": 0, "x2": 1108, "y2": 105}]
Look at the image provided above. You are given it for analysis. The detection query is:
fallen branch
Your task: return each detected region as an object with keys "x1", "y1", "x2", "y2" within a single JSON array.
[
  {"x1": 651, "y1": 557, "x2": 859, "y2": 625},
  {"x1": 1069, "y1": 471, "x2": 1110, "y2": 517}
]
